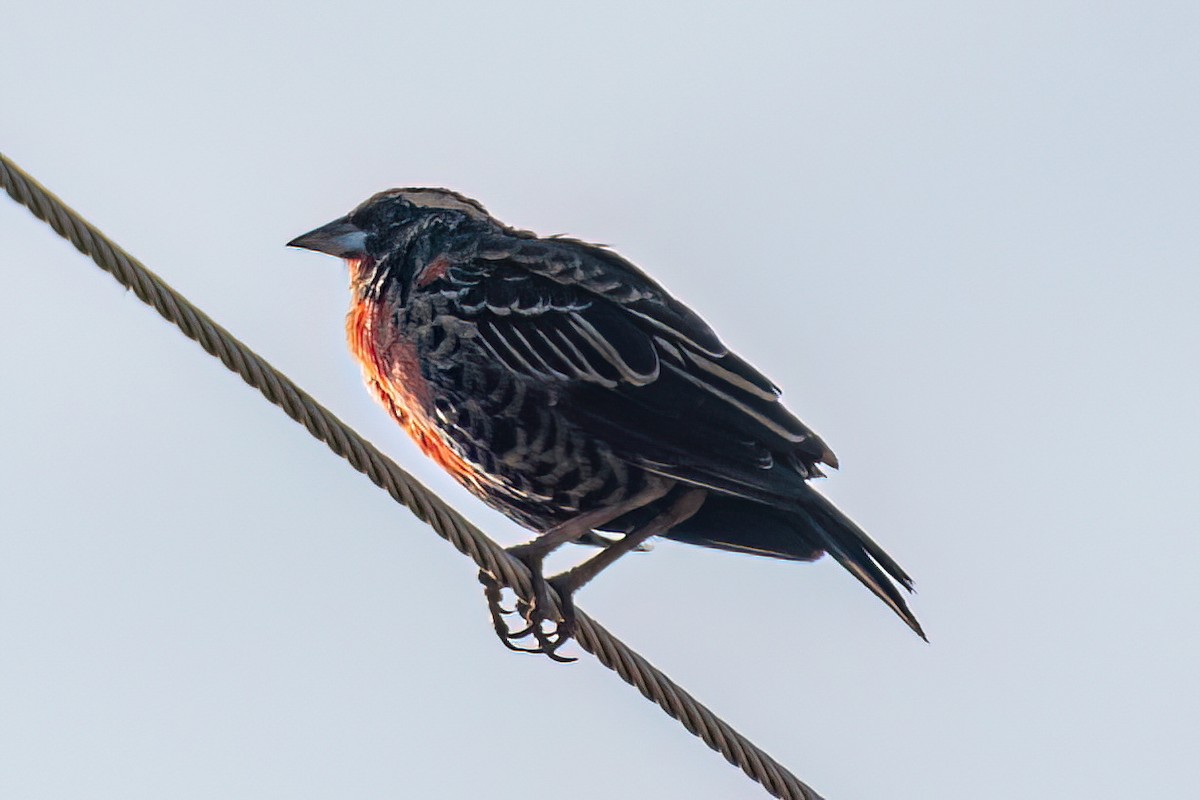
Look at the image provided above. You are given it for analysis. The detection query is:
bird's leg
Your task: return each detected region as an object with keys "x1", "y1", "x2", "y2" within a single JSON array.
[
  {"x1": 541, "y1": 487, "x2": 707, "y2": 654},
  {"x1": 477, "y1": 481, "x2": 671, "y2": 655}
]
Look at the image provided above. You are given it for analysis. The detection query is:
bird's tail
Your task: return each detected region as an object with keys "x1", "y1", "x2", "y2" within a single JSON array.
[
  {"x1": 790, "y1": 485, "x2": 925, "y2": 640},
  {"x1": 660, "y1": 487, "x2": 926, "y2": 640}
]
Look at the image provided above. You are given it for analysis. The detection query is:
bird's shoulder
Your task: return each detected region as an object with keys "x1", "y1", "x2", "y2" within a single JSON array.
[{"x1": 421, "y1": 230, "x2": 725, "y2": 355}]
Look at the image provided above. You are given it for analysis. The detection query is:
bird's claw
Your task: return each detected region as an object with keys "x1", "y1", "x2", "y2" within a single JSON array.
[{"x1": 477, "y1": 566, "x2": 578, "y2": 662}]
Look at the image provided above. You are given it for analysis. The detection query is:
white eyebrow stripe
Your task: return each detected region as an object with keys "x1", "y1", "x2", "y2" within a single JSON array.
[{"x1": 396, "y1": 189, "x2": 491, "y2": 221}]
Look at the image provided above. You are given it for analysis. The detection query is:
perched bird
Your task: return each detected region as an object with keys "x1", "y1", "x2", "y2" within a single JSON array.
[{"x1": 289, "y1": 188, "x2": 923, "y2": 658}]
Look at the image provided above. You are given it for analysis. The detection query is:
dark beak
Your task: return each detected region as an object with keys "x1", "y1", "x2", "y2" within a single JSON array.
[{"x1": 287, "y1": 216, "x2": 368, "y2": 257}]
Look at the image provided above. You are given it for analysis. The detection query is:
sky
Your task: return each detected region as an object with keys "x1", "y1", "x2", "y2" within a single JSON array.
[{"x1": 2, "y1": 3, "x2": 1198, "y2": 798}]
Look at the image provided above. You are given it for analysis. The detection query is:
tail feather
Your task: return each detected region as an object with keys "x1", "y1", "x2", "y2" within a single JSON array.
[
  {"x1": 792, "y1": 487, "x2": 926, "y2": 640},
  {"x1": 659, "y1": 493, "x2": 825, "y2": 561},
  {"x1": 604, "y1": 486, "x2": 926, "y2": 639},
  {"x1": 796, "y1": 485, "x2": 914, "y2": 588}
]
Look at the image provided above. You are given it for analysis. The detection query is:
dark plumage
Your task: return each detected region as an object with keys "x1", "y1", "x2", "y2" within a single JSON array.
[{"x1": 289, "y1": 188, "x2": 924, "y2": 655}]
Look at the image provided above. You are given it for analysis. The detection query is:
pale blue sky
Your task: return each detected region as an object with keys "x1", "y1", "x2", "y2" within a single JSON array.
[{"x1": 3, "y1": 3, "x2": 1198, "y2": 798}]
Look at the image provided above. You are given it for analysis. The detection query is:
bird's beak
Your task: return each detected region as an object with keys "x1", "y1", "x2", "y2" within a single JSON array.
[{"x1": 287, "y1": 216, "x2": 368, "y2": 257}]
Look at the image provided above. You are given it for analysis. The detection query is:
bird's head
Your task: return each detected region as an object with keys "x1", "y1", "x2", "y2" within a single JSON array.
[{"x1": 287, "y1": 187, "x2": 494, "y2": 261}]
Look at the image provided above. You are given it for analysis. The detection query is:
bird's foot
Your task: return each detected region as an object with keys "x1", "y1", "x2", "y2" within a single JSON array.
[{"x1": 477, "y1": 549, "x2": 578, "y2": 663}]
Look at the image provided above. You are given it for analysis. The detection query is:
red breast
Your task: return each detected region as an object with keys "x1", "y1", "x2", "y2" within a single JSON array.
[{"x1": 346, "y1": 294, "x2": 480, "y2": 488}]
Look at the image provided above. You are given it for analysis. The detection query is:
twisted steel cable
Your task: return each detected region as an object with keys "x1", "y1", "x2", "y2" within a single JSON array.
[{"x1": 1, "y1": 152, "x2": 824, "y2": 800}]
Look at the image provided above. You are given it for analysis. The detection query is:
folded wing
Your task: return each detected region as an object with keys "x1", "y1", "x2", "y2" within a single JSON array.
[{"x1": 438, "y1": 234, "x2": 835, "y2": 501}]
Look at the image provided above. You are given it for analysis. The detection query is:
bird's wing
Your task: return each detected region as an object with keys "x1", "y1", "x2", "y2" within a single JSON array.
[{"x1": 436, "y1": 235, "x2": 836, "y2": 501}]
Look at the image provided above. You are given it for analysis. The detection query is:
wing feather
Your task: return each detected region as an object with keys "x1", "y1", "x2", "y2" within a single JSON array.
[{"x1": 441, "y1": 235, "x2": 837, "y2": 495}]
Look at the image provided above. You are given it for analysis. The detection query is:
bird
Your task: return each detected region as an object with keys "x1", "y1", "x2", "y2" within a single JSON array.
[{"x1": 288, "y1": 188, "x2": 924, "y2": 659}]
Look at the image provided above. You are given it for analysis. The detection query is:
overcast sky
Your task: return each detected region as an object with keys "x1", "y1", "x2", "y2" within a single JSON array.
[{"x1": 3, "y1": 3, "x2": 1198, "y2": 799}]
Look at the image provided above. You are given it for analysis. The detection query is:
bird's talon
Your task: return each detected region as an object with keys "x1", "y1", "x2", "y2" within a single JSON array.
[
  {"x1": 478, "y1": 561, "x2": 580, "y2": 661},
  {"x1": 529, "y1": 623, "x2": 577, "y2": 663},
  {"x1": 499, "y1": 638, "x2": 547, "y2": 654},
  {"x1": 504, "y1": 621, "x2": 537, "y2": 639}
]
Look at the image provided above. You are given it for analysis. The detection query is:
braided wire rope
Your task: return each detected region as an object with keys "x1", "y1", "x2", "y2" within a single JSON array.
[{"x1": 1, "y1": 152, "x2": 825, "y2": 800}]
